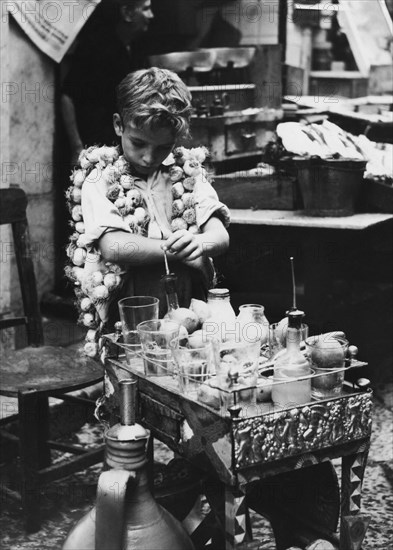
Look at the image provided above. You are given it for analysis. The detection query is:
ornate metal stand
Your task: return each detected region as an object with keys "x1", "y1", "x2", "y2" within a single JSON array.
[{"x1": 101, "y1": 335, "x2": 372, "y2": 550}]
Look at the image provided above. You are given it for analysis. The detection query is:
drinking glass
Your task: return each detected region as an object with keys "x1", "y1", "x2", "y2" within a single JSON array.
[
  {"x1": 118, "y1": 296, "x2": 159, "y2": 365},
  {"x1": 172, "y1": 343, "x2": 214, "y2": 397},
  {"x1": 215, "y1": 340, "x2": 261, "y2": 413},
  {"x1": 137, "y1": 319, "x2": 180, "y2": 377},
  {"x1": 306, "y1": 334, "x2": 349, "y2": 400}
]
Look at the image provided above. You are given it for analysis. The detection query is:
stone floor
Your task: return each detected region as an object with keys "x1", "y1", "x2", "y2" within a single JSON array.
[
  {"x1": 0, "y1": 391, "x2": 392, "y2": 549},
  {"x1": 0, "y1": 316, "x2": 392, "y2": 549}
]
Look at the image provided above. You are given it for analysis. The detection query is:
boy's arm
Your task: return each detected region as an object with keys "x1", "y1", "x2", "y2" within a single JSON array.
[
  {"x1": 99, "y1": 216, "x2": 229, "y2": 265},
  {"x1": 195, "y1": 216, "x2": 229, "y2": 257},
  {"x1": 99, "y1": 230, "x2": 176, "y2": 265},
  {"x1": 164, "y1": 216, "x2": 229, "y2": 262}
]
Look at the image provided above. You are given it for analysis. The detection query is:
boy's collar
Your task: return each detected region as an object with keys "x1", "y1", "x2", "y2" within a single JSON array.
[
  {"x1": 162, "y1": 153, "x2": 175, "y2": 166},
  {"x1": 127, "y1": 153, "x2": 174, "y2": 178}
]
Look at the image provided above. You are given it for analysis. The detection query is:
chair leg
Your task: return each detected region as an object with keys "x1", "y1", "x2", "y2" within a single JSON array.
[{"x1": 18, "y1": 389, "x2": 50, "y2": 532}]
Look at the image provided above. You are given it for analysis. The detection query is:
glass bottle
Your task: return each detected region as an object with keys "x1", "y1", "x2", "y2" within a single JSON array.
[
  {"x1": 161, "y1": 273, "x2": 179, "y2": 312},
  {"x1": 202, "y1": 288, "x2": 236, "y2": 343},
  {"x1": 236, "y1": 304, "x2": 269, "y2": 345},
  {"x1": 271, "y1": 309, "x2": 312, "y2": 408}
]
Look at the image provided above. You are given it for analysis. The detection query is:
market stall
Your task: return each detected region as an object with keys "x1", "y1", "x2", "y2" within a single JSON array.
[{"x1": 98, "y1": 292, "x2": 373, "y2": 550}]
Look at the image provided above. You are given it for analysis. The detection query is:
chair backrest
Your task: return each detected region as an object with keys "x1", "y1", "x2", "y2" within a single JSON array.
[{"x1": 0, "y1": 187, "x2": 44, "y2": 346}]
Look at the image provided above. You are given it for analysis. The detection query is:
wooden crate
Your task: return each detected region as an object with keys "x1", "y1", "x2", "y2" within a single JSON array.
[{"x1": 212, "y1": 171, "x2": 300, "y2": 210}]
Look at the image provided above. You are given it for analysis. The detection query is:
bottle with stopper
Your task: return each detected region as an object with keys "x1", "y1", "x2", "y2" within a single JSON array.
[
  {"x1": 271, "y1": 308, "x2": 312, "y2": 408},
  {"x1": 272, "y1": 257, "x2": 308, "y2": 349},
  {"x1": 63, "y1": 379, "x2": 194, "y2": 550},
  {"x1": 271, "y1": 258, "x2": 312, "y2": 407}
]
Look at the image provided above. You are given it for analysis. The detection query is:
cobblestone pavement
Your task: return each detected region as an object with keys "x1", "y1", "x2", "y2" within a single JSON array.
[{"x1": 0, "y1": 385, "x2": 392, "y2": 550}]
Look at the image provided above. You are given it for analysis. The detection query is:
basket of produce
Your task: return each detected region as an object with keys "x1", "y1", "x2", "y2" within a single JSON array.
[{"x1": 262, "y1": 120, "x2": 393, "y2": 216}]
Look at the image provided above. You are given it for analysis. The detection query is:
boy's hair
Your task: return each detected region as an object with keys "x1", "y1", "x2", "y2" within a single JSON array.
[{"x1": 116, "y1": 68, "x2": 193, "y2": 139}]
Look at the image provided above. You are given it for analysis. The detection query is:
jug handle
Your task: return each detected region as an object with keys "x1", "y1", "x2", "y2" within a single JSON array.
[{"x1": 95, "y1": 469, "x2": 137, "y2": 550}]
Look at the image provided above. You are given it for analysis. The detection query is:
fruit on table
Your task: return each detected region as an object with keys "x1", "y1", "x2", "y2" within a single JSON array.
[
  {"x1": 197, "y1": 380, "x2": 220, "y2": 409},
  {"x1": 178, "y1": 325, "x2": 189, "y2": 344},
  {"x1": 188, "y1": 329, "x2": 205, "y2": 349},
  {"x1": 168, "y1": 307, "x2": 199, "y2": 334},
  {"x1": 156, "y1": 319, "x2": 188, "y2": 347},
  {"x1": 275, "y1": 316, "x2": 289, "y2": 346},
  {"x1": 305, "y1": 540, "x2": 336, "y2": 550},
  {"x1": 190, "y1": 299, "x2": 210, "y2": 324},
  {"x1": 307, "y1": 334, "x2": 347, "y2": 369},
  {"x1": 320, "y1": 330, "x2": 346, "y2": 341}
]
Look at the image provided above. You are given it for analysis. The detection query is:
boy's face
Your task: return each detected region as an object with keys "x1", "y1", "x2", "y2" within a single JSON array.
[{"x1": 114, "y1": 115, "x2": 176, "y2": 175}]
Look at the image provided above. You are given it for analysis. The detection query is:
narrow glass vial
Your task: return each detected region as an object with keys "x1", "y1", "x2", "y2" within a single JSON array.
[
  {"x1": 203, "y1": 288, "x2": 236, "y2": 343},
  {"x1": 161, "y1": 273, "x2": 179, "y2": 312},
  {"x1": 271, "y1": 309, "x2": 312, "y2": 408}
]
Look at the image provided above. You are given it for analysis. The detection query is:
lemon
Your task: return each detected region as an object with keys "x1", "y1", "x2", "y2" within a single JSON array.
[{"x1": 168, "y1": 307, "x2": 199, "y2": 334}]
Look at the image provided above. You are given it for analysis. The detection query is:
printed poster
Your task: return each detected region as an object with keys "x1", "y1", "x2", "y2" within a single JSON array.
[{"x1": 5, "y1": 0, "x2": 101, "y2": 63}]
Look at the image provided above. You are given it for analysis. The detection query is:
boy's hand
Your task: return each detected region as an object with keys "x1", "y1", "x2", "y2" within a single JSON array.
[
  {"x1": 163, "y1": 229, "x2": 204, "y2": 261},
  {"x1": 182, "y1": 255, "x2": 205, "y2": 271}
]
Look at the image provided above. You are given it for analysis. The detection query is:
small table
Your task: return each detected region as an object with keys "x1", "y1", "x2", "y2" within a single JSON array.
[
  {"x1": 228, "y1": 209, "x2": 393, "y2": 325},
  {"x1": 103, "y1": 340, "x2": 372, "y2": 550}
]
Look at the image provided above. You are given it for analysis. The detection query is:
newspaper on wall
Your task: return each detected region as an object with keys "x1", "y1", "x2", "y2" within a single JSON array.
[{"x1": 5, "y1": 0, "x2": 102, "y2": 63}]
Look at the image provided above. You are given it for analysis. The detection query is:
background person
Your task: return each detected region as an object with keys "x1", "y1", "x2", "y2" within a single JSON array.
[{"x1": 61, "y1": 0, "x2": 154, "y2": 165}]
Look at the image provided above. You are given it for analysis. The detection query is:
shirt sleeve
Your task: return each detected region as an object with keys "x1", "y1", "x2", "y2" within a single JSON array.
[
  {"x1": 194, "y1": 169, "x2": 231, "y2": 229},
  {"x1": 81, "y1": 167, "x2": 132, "y2": 248}
]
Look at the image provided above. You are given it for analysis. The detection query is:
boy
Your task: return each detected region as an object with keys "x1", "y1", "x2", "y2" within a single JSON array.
[{"x1": 66, "y1": 68, "x2": 230, "y2": 354}]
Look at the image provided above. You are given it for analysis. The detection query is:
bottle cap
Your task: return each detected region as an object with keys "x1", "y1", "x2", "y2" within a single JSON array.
[
  {"x1": 208, "y1": 288, "x2": 230, "y2": 299},
  {"x1": 286, "y1": 308, "x2": 305, "y2": 329}
]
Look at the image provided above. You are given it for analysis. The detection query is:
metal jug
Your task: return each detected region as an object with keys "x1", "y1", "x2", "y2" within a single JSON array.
[{"x1": 63, "y1": 379, "x2": 195, "y2": 550}]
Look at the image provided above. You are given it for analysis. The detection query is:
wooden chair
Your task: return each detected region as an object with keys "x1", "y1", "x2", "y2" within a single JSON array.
[{"x1": 0, "y1": 187, "x2": 105, "y2": 532}]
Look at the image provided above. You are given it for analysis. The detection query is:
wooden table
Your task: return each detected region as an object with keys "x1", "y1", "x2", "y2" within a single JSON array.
[
  {"x1": 103, "y1": 340, "x2": 373, "y2": 550},
  {"x1": 230, "y1": 210, "x2": 393, "y2": 230},
  {"x1": 227, "y1": 209, "x2": 393, "y2": 327}
]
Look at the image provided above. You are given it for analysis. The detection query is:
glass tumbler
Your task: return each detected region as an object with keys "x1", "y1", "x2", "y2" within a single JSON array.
[
  {"x1": 306, "y1": 334, "x2": 349, "y2": 400},
  {"x1": 137, "y1": 319, "x2": 180, "y2": 377},
  {"x1": 118, "y1": 296, "x2": 159, "y2": 365},
  {"x1": 172, "y1": 342, "x2": 214, "y2": 397}
]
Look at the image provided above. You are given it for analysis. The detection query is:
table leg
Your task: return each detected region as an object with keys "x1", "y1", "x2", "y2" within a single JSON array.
[
  {"x1": 340, "y1": 441, "x2": 371, "y2": 550},
  {"x1": 225, "y1": 486, "x2": 252, "y2": 550},
  {"x1": 18, "y1": 389, "x2": 50, "y2": 532},
  {"x1": 203, "y1": 479, "x2": 252, "y2": 550}
]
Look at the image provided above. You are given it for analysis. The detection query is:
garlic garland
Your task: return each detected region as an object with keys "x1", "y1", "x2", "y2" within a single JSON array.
[{"x1": 65, "y1": 144, "x2": 209, "y2": 358}]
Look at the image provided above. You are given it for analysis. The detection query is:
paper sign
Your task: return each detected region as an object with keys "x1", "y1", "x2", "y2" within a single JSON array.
[{"x1": 5, "y1": 0, "x2": 102, "y2": 63}]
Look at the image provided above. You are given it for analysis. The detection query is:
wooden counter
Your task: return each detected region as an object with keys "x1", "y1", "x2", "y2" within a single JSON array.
[{"x1": 230, "y1": 209, "x2": 393, "y2": 230}]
